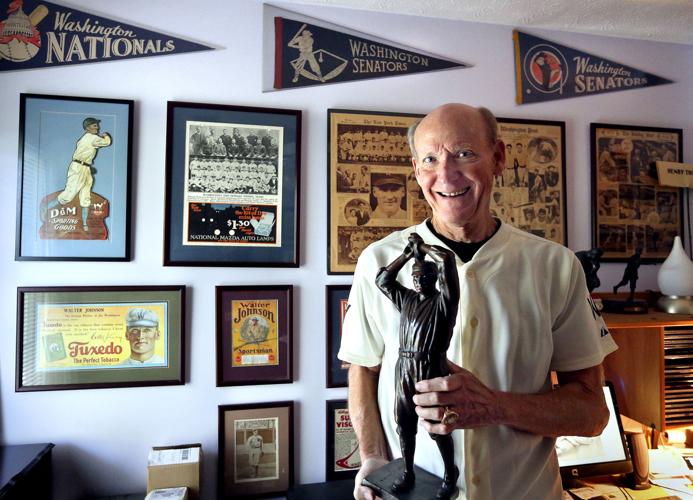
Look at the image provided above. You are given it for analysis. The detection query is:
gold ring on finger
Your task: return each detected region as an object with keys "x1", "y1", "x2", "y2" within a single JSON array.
[{"x1": 441, "y1": 406, "x2": 459, "y2": 425}]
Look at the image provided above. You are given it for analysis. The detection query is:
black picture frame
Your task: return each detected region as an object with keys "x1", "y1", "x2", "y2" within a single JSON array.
[
  {"x1": 326, "y1": 284, "x2": 351, "y2": 388},
  {"x1": 164, "y1": 101, "x2": 301, "y2": 266},
  {"x1": 325, "y1": 399, "x2": 360, "y2": 481}
]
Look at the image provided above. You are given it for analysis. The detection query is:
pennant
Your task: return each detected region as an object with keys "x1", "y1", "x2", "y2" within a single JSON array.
[
  {"x1": 0, "y1": 0, "x2": 213, "y2": 72},
  {"x1": 513, "y1": 30, "x2": 673, "y2": 104},
  {"x1": 265, "y1": 6, "x2": 469, "y2": 91}
]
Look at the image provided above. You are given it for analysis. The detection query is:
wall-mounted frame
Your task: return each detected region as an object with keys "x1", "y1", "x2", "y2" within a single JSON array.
[
  {"x1": 494, "y1": 117, "x2": 567, "y2": 245},
  {"x1": 216, "y1": 285, "x2": 293, "y2": 386},
  {"x1": 326, "y1": 284, "x2": 351, "y2": 388},
  {"x1": 325, "y1": 399, "x2": 360, "y2": 481},
  {"x1": 591, "y1": 123, "x2": 683, "y2": 262},
  {"x1": 15, "y1": 94, "x2": 133, "y2": 261},
  {"x1": 327, "y1": 109, "x2": 428, "y2": 274},
  {"x1": 16, "y1": 286, "x2": 185, "y2": 392},
  {"x1": 164, "y1": 101, "x2": 301, "y2": 266},
  {"x1": 218, "y1": 401, "x2": 294, "y2": 498}
]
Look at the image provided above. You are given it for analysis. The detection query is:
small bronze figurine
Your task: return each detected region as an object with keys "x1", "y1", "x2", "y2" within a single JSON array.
[
  {"x1": 603, "y1": 248, "x2": 648, "y2": 314},
  {"x1": 575, "y1": 248, "x2": 604, "y2": 293},
  {"x1": 613, "y1": 248, "x2": 642, "y2": 302},
  {"x1": 375, "y1": 233, "x2": 459, "y2": 500}
]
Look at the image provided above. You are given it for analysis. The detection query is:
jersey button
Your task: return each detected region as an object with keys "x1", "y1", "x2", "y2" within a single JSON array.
[
  {"x1": 470, "y1": 317, "x2": 479, "y2": 328},
  {"x1": 466, "y1": 271, "x2": 475, "y2": 279}
]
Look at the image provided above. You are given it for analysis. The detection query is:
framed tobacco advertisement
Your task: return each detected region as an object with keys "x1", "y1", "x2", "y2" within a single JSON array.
[
  {"x1": 493, "y1": 118, "x2": 567, "y2": 245},
  {"x1": 327, "y1": 109, "x2": 430, "y2": 274},
  {"x1": 218, "y1": 401, "x2": 294, "y2": 498},
  {"x1": 15, "y1": 94, "x2": 133, "y2": 261},
  {"x1": 216, "y1": 285, "x2": 293, "y2": 386},
  {"x1": 326, "y1": 399, "x2": 361, "y2": 481},
  {"x1": 591, "y1": 123, "x2": 683, "y2": 262},
  {"x1": 164, "y1": 102, "x2": 301, "y2": 266},
  {"x1": 16, "y1": 286, "x2": 185, "y2": 392},
  {"x1": 326, "y1": 284, "x2": 351, "y2": 388}
]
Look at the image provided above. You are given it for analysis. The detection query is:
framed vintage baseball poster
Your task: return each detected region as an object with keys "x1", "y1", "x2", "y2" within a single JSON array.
[
  {"x1": 164, "y1": 101, "x2": 301, "y2": 267},
  {"x1": 15, "y1": 94, "x2": 133, "y2": 261},
  {"x1": 327, "y1": 109, "x2": 430, "y2": 274},
  {"x1": 326, "y1": 399, "x2": 361, "y2": 481},
  {"x1": 216, "y1": 285, "x2": 293, "y2": 386},
  {"x1": 326, "y1": 284, "x2": 351, "y2": 388},
  {"x1": 218, "y1": 401, "x2": 294, "y2": 498},
  {"x1": 16, "y1": 286, "x2": 185, "y2": 392},
  {"x1": 591, "y1": 123, "x2": 683, "y2": 262},
  {"x1": 494, "y1": 118, "x2": 567, "y2": 245}
]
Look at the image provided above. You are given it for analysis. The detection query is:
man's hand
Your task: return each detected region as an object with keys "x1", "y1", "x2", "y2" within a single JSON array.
[{"x1": 354, "y1": 456, "x2": 388, "y2": 500}]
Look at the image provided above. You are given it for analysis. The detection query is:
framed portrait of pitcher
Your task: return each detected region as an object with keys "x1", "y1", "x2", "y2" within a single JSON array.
[
  {"x1": 164, "y1": 101, "x2": 301, "y2": 267},
  {"x1": 326, "y1": 284, "x2": 351, "y2": 388},
  {"x1": 216, "y1": 285, "x2": 293, "y2": 386},
  {"x1": 16, "y1": 286, "x2": 185, "y2": 392},
  {"x1": 15, "y1": 94, "x2": 134, "y2": 261}
]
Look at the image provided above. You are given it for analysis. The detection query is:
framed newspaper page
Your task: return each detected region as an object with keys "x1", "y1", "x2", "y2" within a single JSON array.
[
  {"x1": 218, "y1": 401, "x2": 294, "y2": 498},
  {"x1": 326, "y1": 399, "x2": 360, "y2": 481},
  {"x1": 216, "y1": 285, "x2": 293, "y2": 386},
  {"x1": 16, "y1": 286, "x2": 185, "y2": 392},
  {"x1": 494, "y1": 118, "x2": 567, "y2": 245},
  {"x1": 327, "y1": 109, "x2": 429, "y2": 274},
  {"x1": 591, "y1": 123, "x2": 683, "y2": 262},
  {"x1": 326, "y1": 284, "x2": 350, "y2": 388},
  {"x1": 164, "y1": 102, "x2": 301, "y2": 267},
  {"x1": 15, "y1": 93, "x2": 133, "y2": 261}
]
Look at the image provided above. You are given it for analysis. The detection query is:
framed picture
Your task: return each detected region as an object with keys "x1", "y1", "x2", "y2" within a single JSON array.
[
  {"x1": 16, "y1": 286, "x2": 185, "y2": 392},
  {"x1": 591, "y1": 123, "x2": 683, "y2": 262},
  {"x1": 164, "y1": 101, "x2": 301, "y2": 267},
  {"x1": 326, "y1": 284, "x2": 351, "y2": 388},
  {"x1": 326, "y1": 400, "x2": 361, "y2": 481},
  {"x1": 327, "y1": 109, "x2": 429, "y2": 274},
  {"x1": 218, "y1": 401, "x2": 294, "y2": 498},
  {"x1": 216, "y1": 285, "x2": 293, "y2": 386},
  {"x1": 494, "y1": 118, "x2": 567, "y2": 245},
  {"x1": 15, "y1": 94, "x2": 133, "y2": 261}
]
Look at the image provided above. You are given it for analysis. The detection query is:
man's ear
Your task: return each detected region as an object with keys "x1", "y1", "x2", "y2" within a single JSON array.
[{"x1": 492, "y1": 140, "x2": 506, "y2": 177}]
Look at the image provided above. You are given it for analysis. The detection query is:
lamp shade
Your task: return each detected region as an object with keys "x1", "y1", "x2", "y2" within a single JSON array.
[{"x1": 658, "y1": 236, "x2": 693, "y2": 297}]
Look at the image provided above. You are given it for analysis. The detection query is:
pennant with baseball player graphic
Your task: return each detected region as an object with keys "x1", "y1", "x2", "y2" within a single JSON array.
[
  {"x1": 513, "y1": 30, "x2": 673, "y2": 104},
  {"x1": 0, "y1": 0, "x2": 213, "y2": 72},
  {"x1": 265, "y1": 6, "x2": 470, "y2": 91}
]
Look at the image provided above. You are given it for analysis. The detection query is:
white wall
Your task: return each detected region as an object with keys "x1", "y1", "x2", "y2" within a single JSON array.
[{"x1": 1, "y1": 1, "x2": 691, "y2": 498}]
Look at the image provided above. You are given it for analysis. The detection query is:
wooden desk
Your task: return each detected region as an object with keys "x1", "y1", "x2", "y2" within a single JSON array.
[{"x1": 0, "y1": 443, "x2": 54, "y2": 500}]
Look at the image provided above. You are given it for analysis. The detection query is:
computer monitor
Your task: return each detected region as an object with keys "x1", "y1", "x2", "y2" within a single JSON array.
[{"x1": 556, "y1": 381, "x2": 633, "y2": 486}]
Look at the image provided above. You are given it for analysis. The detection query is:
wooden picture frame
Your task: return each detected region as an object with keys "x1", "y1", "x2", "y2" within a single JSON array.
[
  {"x1": 16, "y1": 286, "x2": 185, "y2": 392},
  {"x1": 15, "y1": 93, "x2": 133, "y2": 261},
  {"x1": 591, "y1": 123, "x2": 683, "y2": 262},
  {"x1": 325, "y1": 399, "x2": 360, "y2": 481},
  {"x1": 164, "y1": 101, "x2": 301, "y2": 267},
  {"x1": 327, "y1": 109, "x2": 428, "y2": 274},
  {"x1": 326, "y1": 284, "x2": 351, "y2": 388},
  {"x1": 494, "y1": 117, "x2": 567, "y2": 245},
  {"x1": 216, "y1": 285, "x2": 293, "y2": 386},
  {"x1": 218, "y1": 401, "x2": 294, "y2": 498}
]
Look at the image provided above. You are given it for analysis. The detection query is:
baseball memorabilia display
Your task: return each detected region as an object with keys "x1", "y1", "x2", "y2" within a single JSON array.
[
  {"x1": 494, "y1": 118, "x2": 567, "y2": 245},
  {"x1": 326, "y1": 400, "x2": 360, "y2": 481},
  {"x1": 16, "y1": 286, "x2": 185, "y2": 392},
  {"x1": 218, "y1": 401, "x2": 294, "y2": 499},
  {"x1": 164, "y1": 102, "x2": 301, "y2": 266},
  {"x1": 513, "y1": 30, "x2": 673, "y2": 105},
  {"x1": 328, "y1": 109, "x2": 430, "y2": 274},
  {"x1": 326, "y1": 284, "x2": 350, "y2": 388},
  {"x1": 15, "y1": 93, "x2": 133, "y2": 260},
  {"x1": 216, "y1": 285, "x2": 293, "y2": 386},
  {"x1": 591, "y1": 123, "x2": 683, "y2": 262}
]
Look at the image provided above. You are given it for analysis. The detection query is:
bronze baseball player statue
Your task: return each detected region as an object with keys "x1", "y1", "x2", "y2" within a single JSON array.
[{"x1": 375, "y1": 232, "x2": 460, "y2": 500}]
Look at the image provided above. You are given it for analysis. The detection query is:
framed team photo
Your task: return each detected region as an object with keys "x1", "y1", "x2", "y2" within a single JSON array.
[
  {"x1": 15, "y1": 93, "x2": 133, "y2": 261},
  {"x1": 326, "y1": 399, "x2": 361, "y2": 481},
  {"x1": 164, "y1": 101, "x2": 301, "y2": 266},
  {"x1": 16, "y1": 286, "x2": 185, "y2": 392},
  {"x1": 327, "y1": 109, "x2": 429, "y2": 274},
  {"x1": 218, "y1": 401, "x2": 294, "y2": 498},
  {"x1": 326, "y1": 284, "x2": 351, "y2": 388},
  {"x1": 591, "y1": 123, "x2": 683, "y2": 262},
  {"x1": 494, "y1": 118, "x2": 567, "y2": 245},
  {"x1": 216, "y1": 285, "x2": 293, "y2": 386}
]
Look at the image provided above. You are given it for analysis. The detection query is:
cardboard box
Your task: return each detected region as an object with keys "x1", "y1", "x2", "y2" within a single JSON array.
[{"x1": 147, "y1": 444, "x2": 201, "y2": 500}]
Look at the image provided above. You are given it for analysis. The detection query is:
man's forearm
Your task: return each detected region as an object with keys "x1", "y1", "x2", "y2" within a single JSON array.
[{"x1": 348, "y1": 364, "x2": 389, "y2": 461}]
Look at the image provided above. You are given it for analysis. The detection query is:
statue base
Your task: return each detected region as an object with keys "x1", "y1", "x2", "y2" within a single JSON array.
[
  {"x1": 601, "y1": 298, "x2": 648, "y2": 314},
  {"x1": 362, "y1": 458, "x2": 458, "y2": 500}
]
